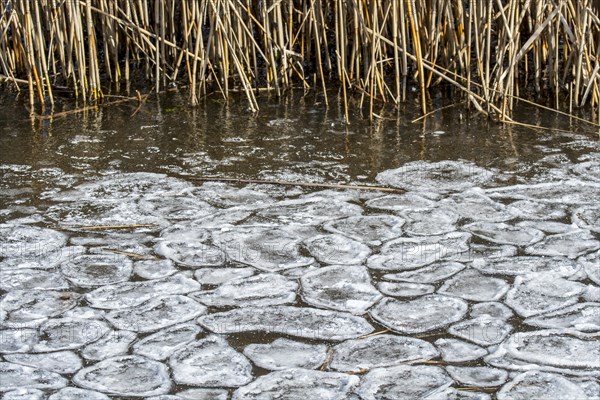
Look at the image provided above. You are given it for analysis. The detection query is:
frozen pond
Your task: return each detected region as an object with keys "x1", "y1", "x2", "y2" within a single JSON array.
[{"x1": 0, "y1": 92, "x2": 599, "y2": 399}]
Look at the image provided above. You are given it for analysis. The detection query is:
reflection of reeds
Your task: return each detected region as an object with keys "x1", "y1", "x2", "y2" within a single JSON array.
[{"x1": 0, "y1": 0, "x2": 598, "y2": 121}]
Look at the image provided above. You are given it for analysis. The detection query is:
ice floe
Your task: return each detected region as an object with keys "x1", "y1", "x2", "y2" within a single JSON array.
[
  {"x1": 214, "y1": 226, "x2": 314, "y2": 271},
  {"x1": 133, "y1": 323, "x2": 202, "y2": 361},
  {"x1": 370, "y1": 295, "x2": 468, "y2": 334},
  {"x1": 448, "y1": 317, "x2": 512, "y2": 346},
  {"x1": 509, "y1": 199, "x2": 568, "y2": 220},
  {"x1": 251, "y1": 197, "x2": 362, "y2": 225},
  {"x1": 503, "y1": 330, "x2": 600, "y2": 370},
  {"x1": 4, "y1": 350, "x2": 82, "y2": 374},
  {"x1": 0, "y1": 362, "x2": 67, "y2": 391},
  {"x1": 189, "y1": 208, "x2": 254, "y2": 228},
  {"x1": 193, "y1": 266, "x2": 256, "y2": 285},
  {"x1": 497, "y1": 371, "x2": 590, "y2": 400},
  {"x1": 158, "y1": 224, "x2": 211, "y2": 242},
  {"x1": 485, "y1": 330, "x2": 600, "y2": 378},
  {"x1": 172, "y1": 388, "x2": 229, "y2": 400},
  {"x1": 367, "y1": 233, "x2": 471, "y2": 271},
  {"x1": 0, "y1": 329, "x2": 38, "y2": 353},
  {"x1": 198, "y1": 306, "x2": 374, "y2": 340},
  {"x1": 190, "y1": 273, "x2": 297, "y2": 308},
  {"x1": 33, "y1": 317, "x2": 110, "y2": 352},
  {"x1": 302, "y1": 234, "x2": 371, "y2": 265},
  {"x1": 133, "y1": 259, "x2": 178, "y2": 279},
  {"x1": 357, "y1": 365, "x2": 453, "y2": 400},
  {"x1": 402, "y1": 208, "x2": 459, "y2": 236},
  {"x1": 80, "y1": 330, "x2": 136, "y2": 361},
  {"x1": 438, "y1": 269, "x2": 509, "y2": 302},
  {"x1": 243, "y1": 338, "x2": 328, "y2": 370},
  {"x1": 85, "y1": 273, "x2": 200, "y2": 309},
  {"x1": 472, "y1": 256, "x2": 580, "y2": 277},
  {"x1": 382, "y1": 261, "x2": 465, "y2": 283},
  {"x1": 378, "y1": 281, "x2": 435, "y2": 297},
  {"x1": 2, "y1": 388, "x2": 46, "y2": 400},
  {"x1": 0, "y1": 269, "x2": 69, "y2": 291},
  {"x1": 470, "y1": 302, "x2": 513, "y2": 320},
  {"x1": 0, "y1": 245, "x2": 82, "y2": 271},
  {"x1": 232, "y1": 368, "x2": 359, "y2": 400},
  {"x1": 0, "y1": 290, "x2": 80, "y2": 327},
  {"x1": 44, "y1": 200, "x2": 167, "y2": 230},
  {"x1": 486, "y1": 180, "x2": 600, "y2": 205},
  {"x1": 48, "y1": 388, "x2": 110, "y2": 400},
  {"x1": 0, "y1": 224, "x2": 67, "y2": 260},
  {"x1": 138, "y1": 194, "x2": 215, "y2": 222},
  {"x1": 434, "y1": 338, "x2": 488, "y2": 362},
  {"x1": 154, "y1": 239, "x2": 226, "y2": 268},
  {"x1": 525, "y1": 230, "x2": 600, "y2": 258},
  {"x1": 424, "y1": 388, "x2": 491, "y2": 400},
  {"x1": 60, "y1": 253, "x2": 133, "y2": 287},
  {"x1": 365, "y1": 193, "x2": 437, "y2": 212},
  {"x1": 572, "y1": 160, "x2": 600, "y2": 181},
  {"x1": 301, "y1": 265, "x2": 381, "y2": 314},
  {"x1": 446, "y1": 366, "x2": 508, "y2": 387},
  {"x1": 573, "y1": 205, "x2": 600, "y2": 233},
  {"x1": 187, "y1": 182, "x2": 274, "y2": 208},
  {"x1": 462, "y1": 222, "x2": 544, "y2": 246},
  {"x1": 57, "y1": 172, "x2": 192, "y2": 201},
  {"x1": 323, "y1": 215, "x2": 404, "y2": 246},
  {"x1": 516, "y1": 220, "x2": 579, "y2": 235},
  {"x1": 169, "y1": 336, "x2": 253, "y2": 387},
  {"x1": 448, "y1": 243, "x2": 518, "y2": 263},
  {"x1": 376, "y1": 160, "x2": 495, "y2": 193},
  {"x1": 329, "y1": 334, "x2": 438, "y2": 372},
  {"x1": 505, "y1": 274, "x2": 587, "y2": 317},
  {"x1": 443, "y1": 191, "x2": 516, "y2": 222},
  {"x1": 524, "y1": 303, "x2": 600, "y2": 332},
  {"x1": 5, "y1": 164, "x2": 600, "y2": 396},
  {"x1": 106, "y1": 295, "x2": 206, "y2": 332},
  {"x1": 73, "y1": 355, "x2": 171, "y2": 396}
]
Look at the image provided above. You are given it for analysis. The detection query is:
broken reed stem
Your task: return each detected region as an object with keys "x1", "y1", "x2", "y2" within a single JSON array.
[{"x1": 0, "y1": 0, "x2": 598, "y2": 123}]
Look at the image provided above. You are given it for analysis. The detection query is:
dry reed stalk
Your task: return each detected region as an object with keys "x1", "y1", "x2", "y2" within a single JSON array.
[{"x1": 0, "y1": 0, "x2": 597, "y2": 124}]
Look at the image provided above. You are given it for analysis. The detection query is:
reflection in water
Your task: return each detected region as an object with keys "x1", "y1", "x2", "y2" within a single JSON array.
[
  {"x1": 1, "y1": 90, "x2": 597, "y2": 184},
  {"x1": 0, "y1": 92, "x2": 599, "y2": 398}
]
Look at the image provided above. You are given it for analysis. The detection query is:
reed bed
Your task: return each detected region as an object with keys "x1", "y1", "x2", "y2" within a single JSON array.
[{"x1": 0, "y1": 0, "x2": 599, "y2": 122}]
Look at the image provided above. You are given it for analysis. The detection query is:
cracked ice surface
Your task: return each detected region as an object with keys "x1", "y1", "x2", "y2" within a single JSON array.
[{"x1": 3, "y1": 163, "x2": 600, "y2": 397}]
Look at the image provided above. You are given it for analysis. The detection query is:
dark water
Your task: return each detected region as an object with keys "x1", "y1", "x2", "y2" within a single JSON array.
[
  {"x1": 0, "y1": 91, "x2": 599, "y2": 399},
  {"x1": 1, "y1": 90, "x2": 598, "y2": 183}
]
